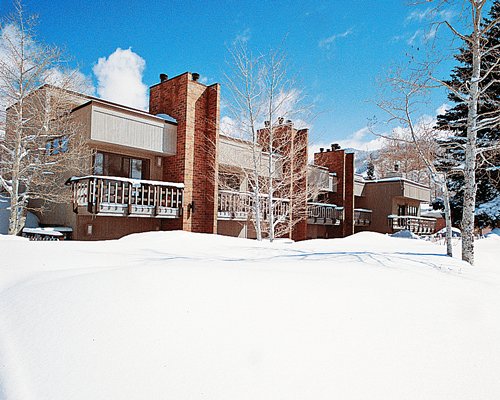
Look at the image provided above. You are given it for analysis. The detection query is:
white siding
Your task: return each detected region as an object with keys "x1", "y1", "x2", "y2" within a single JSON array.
[
  {"x1": 354, "y1": 180, "x2": 365, "y2": 197},
  {"x1": 90, "y1": 105, "x2": 176, "y2": 155},
  {"x1": 218, "y1": 136, "x2": 281, "y2": 178},
  {"x1": 308, "y1": 165, "x2": 331, "y2": 192},
  {"x1": 403, "y1": 181, "x2": 431, "y2": 202},
  {"x1": 163, "y1": 123, "x2": 177, "y2": 154}
]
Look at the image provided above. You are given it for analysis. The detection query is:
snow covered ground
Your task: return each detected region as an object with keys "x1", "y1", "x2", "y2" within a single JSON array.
[{"x1": 0, "y1": 231, "x2": 499, "y2": 400}]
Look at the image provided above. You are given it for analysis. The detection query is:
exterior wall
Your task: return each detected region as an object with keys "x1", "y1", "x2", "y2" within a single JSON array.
[
  {"x1": 403, "y1": 181, "x2": 431, "y2": 202},
  {"x1": 307, "y1": 165, "x2": 331, "y2": 194},
  {"x1": 356, "y1": 182, "x2": 399, "y2": 234},
  {"x1": 74, "y1": 215, "x2": 163, "y2": 241},
  {"x1": 290, "y1": 127, "x2": 308, "y2": 241},
  {"x1": 355, "y1": 181, "x2": 429, "y2": 234},
  {"x1": 217, "y1": 220, "x2": 247, "y2": 238},
  {"x1": 257, "y1": 122, "x2": 309, "y2": 241},
  {"x1": 218, "y1": 135, "x2": 281, "y2": 178},
  {"x1": 38, "y1": 103, "x2": 171, "y2": 238},
  {"x1": 344, "y1": 153, "x2": 355, "y2": 236},
  {"x1": 90, "y1": 104, "x2": 177, "y2": 155},
  {"x1": 149, "y1": 72, "x2": 220, "y2": 234},
  {"x1": 314, "y1": 149, "x2": 355, "y2": 237},
  {"x1": 88, "y1": 141, "x2": 165, "y2": 181},
  {"x1": 34, "y1": 103, "x2": 91, "y2": 234}
]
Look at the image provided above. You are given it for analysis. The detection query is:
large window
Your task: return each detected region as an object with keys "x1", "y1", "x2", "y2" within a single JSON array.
[
  {"x1": 396, "y1": 204, "x2": 418, "y2": 216},
  {"x1": 219, "y1": 173, "x2": 241, "y2": 191},
  {"x1": 93, "y1": 151, "x2": 149, "y2": 180}
]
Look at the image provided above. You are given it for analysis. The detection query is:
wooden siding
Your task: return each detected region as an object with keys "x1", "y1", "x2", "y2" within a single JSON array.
[
  {"x1": 218, "y1": 136, "x2": 282, "y2": 178},
  {"x1": 90, "y1": 105, "x2": 176, "y2": 155},
  {"x1": 403, "y1": 181, "x2": 431, "y2": 202},
  {"x1": 354, "y1": 178, "x2": 365, "y2": 197},
  {"x1": 308, "y1": 165, "x2": 332, "y2": 192}
]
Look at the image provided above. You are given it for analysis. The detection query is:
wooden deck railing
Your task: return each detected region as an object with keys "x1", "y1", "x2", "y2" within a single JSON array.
[
  {"x1": 307, "y1": 202, "x2": 343, "y2": 225},
  {"x1": 217, "y1": 190, "x2": 290, "y2": 221},
  {"x1": 354, "y1": 208, "x2": 372, "y2": 226},
  {"x1": 388, "y1": 215, "x2": 436, "y2": 235},
  {"x1": 67, "y1": 175, "x2": 184, "y2": 218}
]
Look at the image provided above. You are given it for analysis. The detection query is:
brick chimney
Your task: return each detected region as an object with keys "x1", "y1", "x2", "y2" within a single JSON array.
[
  {"x1": 149, "y1": 72, "x2": 220, "y2": 234},
  {"x1": 257, "y1": 121, "x2": 309, "y2": 241},
  {"x1": 314, "y1": 146, "x2": 355, "y2": 237}
]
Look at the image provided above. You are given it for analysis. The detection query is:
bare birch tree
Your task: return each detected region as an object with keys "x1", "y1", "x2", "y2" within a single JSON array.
[
  {"x1": 375, "y1": 67, "x2": 455, "y2": 256},
  {"x1": 0, "y1": 1, "x2": 90, "y2": 235},
  {"x1": 427, "y1": 0, "x2": 500, "y2": 264},
  {"x1": 223, "y1": 41, "x2": 311, "y2": 241},
  {"x1": 223, "y1": 42, "x2": 265, "y2": 240}
]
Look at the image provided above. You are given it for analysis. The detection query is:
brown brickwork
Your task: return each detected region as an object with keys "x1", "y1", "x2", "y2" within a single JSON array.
[
  {"x1": 344, "y1": 153, "x2": 355, "y2": 236},
  {"x1": 149, "y1": 73, "x2": 219, "y2": 234},
  {"x1": 257, "y1": 122, "x2": 309, "y2": 241},
  {"x1": 314, "y1": 149, "x2": 355, "y2": 237}
]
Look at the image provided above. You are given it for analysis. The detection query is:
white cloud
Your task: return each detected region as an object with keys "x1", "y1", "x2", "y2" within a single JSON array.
[
  {"x1": 233, "y1": 28, "x2": 251, "y2": 45},
  {"x1": 336, "y1": 127, "x2": 385, "y2": 151},
  {"x1": 407, "y1": 25, "x2": 439, "y2": 45},
  {"x1": 220, "y1": 115, "x2": 237, "y2": 136},
  {"x1": 319, "y1": 28, "x2": 353, "y2": 49},
  {"x1": 407, "y1": 7, "x2": 434, "y2": 22},
  {"x1": 93, "y1": 48, "x2": 148, "y2": 110},
  {"x1": 436, "y1": 103, "x2": 451, "y2": 115},
  {"x1": 406, "y1": 7, "x2": 454, "y2": 23},
  {"x1": 405, "y1": 6, "x2": 454, "y2": 45},
  {"x1": 44, "y1": 67, "x2": 95, "y2": 95},
  {"x1": 309, "y1": 127, "x2": 385, "y2": 161}
]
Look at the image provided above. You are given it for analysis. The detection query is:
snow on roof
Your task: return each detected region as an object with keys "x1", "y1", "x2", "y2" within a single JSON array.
[
  {"x1": 22, "y1": 227, "x2": 63, "y2": 236},
  {"x1": 364, "y1": 176, "x2": 430, "y2": 188},
  {"x1": 155, "y1": 113, "x2": 177, "y2": 123}
]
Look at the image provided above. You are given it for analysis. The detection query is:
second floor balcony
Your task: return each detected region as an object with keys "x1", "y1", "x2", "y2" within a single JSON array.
[
  {"x1": 67, "y1": 175, "x2": 184, "y2": 218},
  {"x1": 307, "y1": 202, "x2": 343, "y2": 225},
  {"x1": 354, "y1": 208, "x2": 372, "y2": 226},
  {"x1": 217, "y1": 189, "x2": 290, "y2": 222},
  {"x1": 388, "y1": 215, "x2": 436, "y2": 235}
]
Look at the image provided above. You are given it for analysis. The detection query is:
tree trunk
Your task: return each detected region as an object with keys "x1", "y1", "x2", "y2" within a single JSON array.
[
  {"x1": 443, "y1": 183, "x2": 453, "y2": 258},
  {"x1": 268, "y1": 145, "x2": 276, "y2": 242},
  {"x1": 462, "y1": 19, "x2": 482, "y2": 265}
]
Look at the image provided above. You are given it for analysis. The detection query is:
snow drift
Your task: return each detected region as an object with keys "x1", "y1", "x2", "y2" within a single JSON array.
[{"x1": 0, "y1": 231, "x2": 499, "y2": 400}]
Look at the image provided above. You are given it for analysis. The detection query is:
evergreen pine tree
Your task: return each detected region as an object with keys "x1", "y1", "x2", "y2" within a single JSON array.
[
  {"x1": 366, "y1": 156, "x2": 375, "y2": 180},
  {"x1": 437, "y1": 1, "x2": 500, "y2": 228}
]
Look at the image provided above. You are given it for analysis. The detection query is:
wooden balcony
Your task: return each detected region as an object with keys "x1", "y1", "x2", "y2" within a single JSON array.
[
  {"x1": 354, "y1": 208, "x2": 372, "y2": 226},
  {"x1": 307, "y1": 202, "x2": 343, "y2": 225},
  {"x1": 388, "y1": 215, "x2": 436, "y2": 235},
  {"x1": 217, "y1": 190, "x2": 290, "y2": 221},
  {"x1": 67, "y1": 175, "x2": 184, "y2": 218}
]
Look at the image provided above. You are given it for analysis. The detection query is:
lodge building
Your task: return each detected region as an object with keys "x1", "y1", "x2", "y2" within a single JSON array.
[{"x1": 32, "y1": 72, "x2": 436, "y2": 240}]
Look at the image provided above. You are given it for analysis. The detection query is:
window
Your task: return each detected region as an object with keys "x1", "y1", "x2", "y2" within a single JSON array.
[
  {"x1": 93, "y1": 152, "x2": 149, "y2": 179},
  {"x1": 94, "y1": 152, "x2": 104, "y2": 175},
  {"x1": 408, "y1": 206, "x2": 418, "y2": 216},
  {"x1": 219, "y1": 173, "x2": 241, "y2": 191},
  {"x1": 130, "y1": 158, "x2": 143, "y2": 179},
  {"x1": 46, "y1": 136, "x2": 69, "y2": 155}
]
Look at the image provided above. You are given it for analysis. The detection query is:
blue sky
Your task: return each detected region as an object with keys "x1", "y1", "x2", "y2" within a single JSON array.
[{"x1": 0, "y1": 0, "x2": 481, "y2": 149}]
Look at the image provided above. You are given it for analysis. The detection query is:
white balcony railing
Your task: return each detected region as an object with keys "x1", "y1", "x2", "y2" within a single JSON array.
[
  {"x1": 217, "y1": 190, "x2": 290, "y2": 221},
  {"x1": 67, "y1": 175, "x2": 184, "y2": 218},
  {"x1": 354, "y1": 208, "x2": 372, "y2": 226},
  {"x1": 307, "y1": 202, "x2": 343, "y2": 225},
  {"x1": 388, "y1": 215, "x2": 436, "y2": 235}
]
